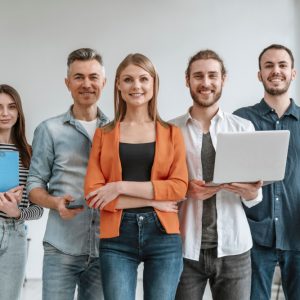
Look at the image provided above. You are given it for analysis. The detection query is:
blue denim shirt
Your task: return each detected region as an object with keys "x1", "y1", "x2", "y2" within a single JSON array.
[
  {"x1": 27, "y1": 107, "x2": 109, "y2": 256},
  {"x1": 234, "y1": 99, "x2": 300, "y2": 250}
]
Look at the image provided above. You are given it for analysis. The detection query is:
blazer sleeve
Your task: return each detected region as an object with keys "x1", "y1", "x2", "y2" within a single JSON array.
[
  {"x1": 84, "y1": 128, "x2": 106, "y2": 205},
  {"x1": 151, "y1": 126, "x2": 188, "y2": 201},
  {"x1": 84, "y1": 128, "x2": 120, "y2": 212}
]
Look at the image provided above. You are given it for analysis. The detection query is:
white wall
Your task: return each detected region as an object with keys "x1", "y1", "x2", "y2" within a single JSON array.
[
  {"x1": 1, "y1": 0, "x2": 298, "y2": 278},
  {"x1": 295, "y1": 0, "x2": 300, "y2": 100}
]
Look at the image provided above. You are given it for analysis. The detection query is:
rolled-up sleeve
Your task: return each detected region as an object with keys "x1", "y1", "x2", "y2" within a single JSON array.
[
  {"x1": 27, "y1": 123, "x2": 54, "y2": 194},
  {"x1": 84, "y1": 129, "x2": 107, "y2": 201},
  {"x1": 242, "y1": 187, "x2": 263, "y2": 208},
  {"x1": 151, "y1": 127, "x2": 188, "y2": 201}
]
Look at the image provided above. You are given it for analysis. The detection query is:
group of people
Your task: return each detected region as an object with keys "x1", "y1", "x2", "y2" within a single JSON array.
[{"x1": 0, "y1": 43, "x2": 299, "y2": 300}]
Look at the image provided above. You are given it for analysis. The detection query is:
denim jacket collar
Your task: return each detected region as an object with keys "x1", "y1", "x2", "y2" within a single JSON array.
[{"x1": 259, "y1": 98, "x2": 300, "y2": 120}]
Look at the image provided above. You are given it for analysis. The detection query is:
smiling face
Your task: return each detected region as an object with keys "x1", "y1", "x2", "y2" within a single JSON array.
[
  {"x1": 65, "y1": 59, "x2": 106, "y2": 108},
  {"x1": 117, "y1": 64, "x2": 154, "y2": 108},
  {"x1": 186, "y1": 59, "x2": 225, "y2": 108},
  {"x1": 0, "y1": 93, "x2": 18, "y2": 133},
  {"x1": 258, "y1": 49, "x2": 296, "y2": 96}
]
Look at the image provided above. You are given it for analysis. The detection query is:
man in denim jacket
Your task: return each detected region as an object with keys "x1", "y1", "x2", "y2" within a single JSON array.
[{"x1": 27, "y1": 48, "x2": 109, "y2": 300}]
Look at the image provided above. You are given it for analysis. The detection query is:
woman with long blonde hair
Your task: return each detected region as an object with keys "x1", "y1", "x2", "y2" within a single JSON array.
[{"x1": 85, "y1": 54, "x2": 188, "y2": 300}]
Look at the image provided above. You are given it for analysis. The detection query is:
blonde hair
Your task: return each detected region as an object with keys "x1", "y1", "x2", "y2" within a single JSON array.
[{"x1": 104, "y1": 53, "x2": 168, "y2": 131}]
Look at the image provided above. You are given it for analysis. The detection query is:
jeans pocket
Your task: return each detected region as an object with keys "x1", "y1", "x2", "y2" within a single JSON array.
[
  {"x1": 43, "y1": 242, "x2": 60, "y2": 255},
  {"x1": 16, "y1": 223, "x2": 27, "y2": 238},
  {"x1": 0, "y1": 225, "x2": 8, "y2": 251}
]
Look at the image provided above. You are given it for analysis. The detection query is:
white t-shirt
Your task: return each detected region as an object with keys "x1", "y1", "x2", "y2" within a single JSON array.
[{"x1": 78, "y1": 119, "x2": 98, "y2": 141}]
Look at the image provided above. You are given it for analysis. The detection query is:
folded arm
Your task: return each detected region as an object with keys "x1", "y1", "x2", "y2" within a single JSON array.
[
  {"x1": 86, "y1": 181, "x2": 153, "y2": 209},
  {"x1": 115, "y1": 195, "x2": 178, "y2": 213},
  {"x1": 85, "y1": 126, "x2": 188, "y2": 212}
]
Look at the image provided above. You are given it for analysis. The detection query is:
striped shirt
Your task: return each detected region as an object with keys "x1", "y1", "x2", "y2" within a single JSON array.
[{"x1": 0, "y1": 144, "x2": 43, "y2": 220}]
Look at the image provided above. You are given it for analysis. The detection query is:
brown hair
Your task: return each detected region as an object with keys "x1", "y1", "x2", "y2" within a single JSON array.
[
  {"x1": 105, "y1": 53, "x2": 168, "y2": 131},
  {"x1": 186, "y1": 49, "x2": 227, "y2": 78},
  {"x1": 0, "y1": 84, "x2": 31, "y2": 168},
  {"x1": 258, "y1": 44, "x2": 294, "y2": 70}
]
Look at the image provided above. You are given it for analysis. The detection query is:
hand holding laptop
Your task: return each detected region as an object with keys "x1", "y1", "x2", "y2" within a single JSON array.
[
  {"x1": 222, "y1": 181, "x2": 263, "y2": 200},
  {"x1": 188, "y1": 180, "x2": 221, "y2": 200},
  {"x1": 189, "y1": 179, "x2": 262, "y2": 201},
  {"x1": 207, "y1": 131, "x2": 290, "y2": 185}
]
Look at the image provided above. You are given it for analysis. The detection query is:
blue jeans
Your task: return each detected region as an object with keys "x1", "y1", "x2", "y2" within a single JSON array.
[
  {"x1": 0, "y1": 219, "x2": 27, "y2": 300},
  {"x1": 251, "y1": 242, "x2": 300, "y2": 300},
  {"x1": 100, "y1": 211, "x2": 183, "y2": 300},
  {"x1": 175, "y1": 248, "x2": 251, "y2": 300},
  {"x1": 43, "y1": 242, "x2": 103, "y2": 300}
]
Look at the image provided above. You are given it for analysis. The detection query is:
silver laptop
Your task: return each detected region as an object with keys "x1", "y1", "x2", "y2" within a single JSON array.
[{"x1": 208, "y1": 130, "x2": 290, "y2": 185}]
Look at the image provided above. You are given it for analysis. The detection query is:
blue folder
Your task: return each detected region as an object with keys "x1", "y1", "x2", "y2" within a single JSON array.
[{"x1": 0, "y1": 151, "x2": 19, "y2": 192}]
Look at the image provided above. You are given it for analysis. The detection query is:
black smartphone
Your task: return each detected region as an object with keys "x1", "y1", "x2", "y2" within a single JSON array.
[{"x1": 65, "y1": 203, "x2": 84, "y2": 209}]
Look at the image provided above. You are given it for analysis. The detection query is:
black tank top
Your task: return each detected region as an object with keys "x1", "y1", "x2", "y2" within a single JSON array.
[{"x1": 119, "y1": 142, "x2": 155, "y2": 213}]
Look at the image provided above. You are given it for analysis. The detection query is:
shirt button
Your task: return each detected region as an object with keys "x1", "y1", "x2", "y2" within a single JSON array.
[
  {"x1": 275, "y1": 197, "x2": 279, "y2": 201},
  {"x1": 275, "y1": 217, "x2": 279, "y2": 221},
  {"x1": 276, "y1": 121, "x2": 280, "y2": 124}
]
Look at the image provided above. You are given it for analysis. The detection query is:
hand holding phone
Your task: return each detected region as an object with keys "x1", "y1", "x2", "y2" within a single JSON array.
[{"x1": 65, "y1": 203, "x2": 84, "y2": 210}]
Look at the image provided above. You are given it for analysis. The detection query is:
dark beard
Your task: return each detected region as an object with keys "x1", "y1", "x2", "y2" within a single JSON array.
[
  {"x1": 262, "y1": 78, "x2": 292, "y2": 96},
  {"x1": 263, "y1": 85, "x2": 290, "y2": 96},
  {"x1": 190, "y1": 89, "x2": 222, "y2": 108}
]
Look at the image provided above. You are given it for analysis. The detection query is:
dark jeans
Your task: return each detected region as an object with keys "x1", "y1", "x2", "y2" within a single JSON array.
[
  {"x1": 176, "y1": 248, "x2": 251, "y2": 300},
  {"x1": 100, "y1": 211, "x2": 183, "y2": 300},
  {"x1": 251, "y1": 242, "x2": 300, "y2": 300}
]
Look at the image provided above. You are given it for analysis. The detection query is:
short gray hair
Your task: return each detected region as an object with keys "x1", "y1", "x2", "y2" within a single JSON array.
[{"x1": 67, "y1": 48, "x2": 104, "y2": 74}]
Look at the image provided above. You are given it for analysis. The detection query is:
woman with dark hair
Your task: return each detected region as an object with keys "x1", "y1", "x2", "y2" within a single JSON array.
[
  {"x1": 85, "y1": 54, "x2": 188, "y2": 300},
  {"x1": 0, "y1": 84, "x2": 43, "y2": 300}
]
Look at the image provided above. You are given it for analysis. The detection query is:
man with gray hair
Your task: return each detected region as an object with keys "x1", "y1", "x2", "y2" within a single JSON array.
[{"x1": 27, "y1": 48, "x2": 109, "y2": 300}]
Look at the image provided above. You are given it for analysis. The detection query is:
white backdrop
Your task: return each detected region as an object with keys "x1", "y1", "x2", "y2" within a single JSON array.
[{"x1": 1, "y1": 0, "x2": 298, "y2": 278}]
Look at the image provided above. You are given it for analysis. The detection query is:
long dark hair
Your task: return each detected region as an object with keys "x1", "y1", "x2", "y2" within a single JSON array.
[{"x1": 0, "y1": 84, "x2": 31, "y2": 168}]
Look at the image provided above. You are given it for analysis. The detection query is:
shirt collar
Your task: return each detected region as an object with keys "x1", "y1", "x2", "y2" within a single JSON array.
[
  {"x1": 181, "y1": 109, "x2": 192, "y2": 125},
  {"x1": 284, "y1": 99, "x2": 300, "y2": 120},
  {"x1": 63, "y1": 107, "x2": 74, "y2": 123},
  {"x1": 62, "y1": 105, "x2": 104, "y2": 124},
  {"x1": 259, "y1": 98, "x2": 300, "y2": 120},
  {"x1": 183, "y1": 106, "x2": 224, "y2": 125}
]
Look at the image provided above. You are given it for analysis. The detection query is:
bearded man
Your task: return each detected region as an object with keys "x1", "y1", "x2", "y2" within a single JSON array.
[
  {"x1": 171, "y1": 49, "x2": 262, "y2": 300},
  {"x1": 234, "y1": 44, "x2": 300, "y2": 300}
]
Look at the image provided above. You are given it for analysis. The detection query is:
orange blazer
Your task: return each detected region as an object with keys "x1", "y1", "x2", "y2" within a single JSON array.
[{"x1": 84, "y1": 121, "x2": 188, "y2": 238}]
